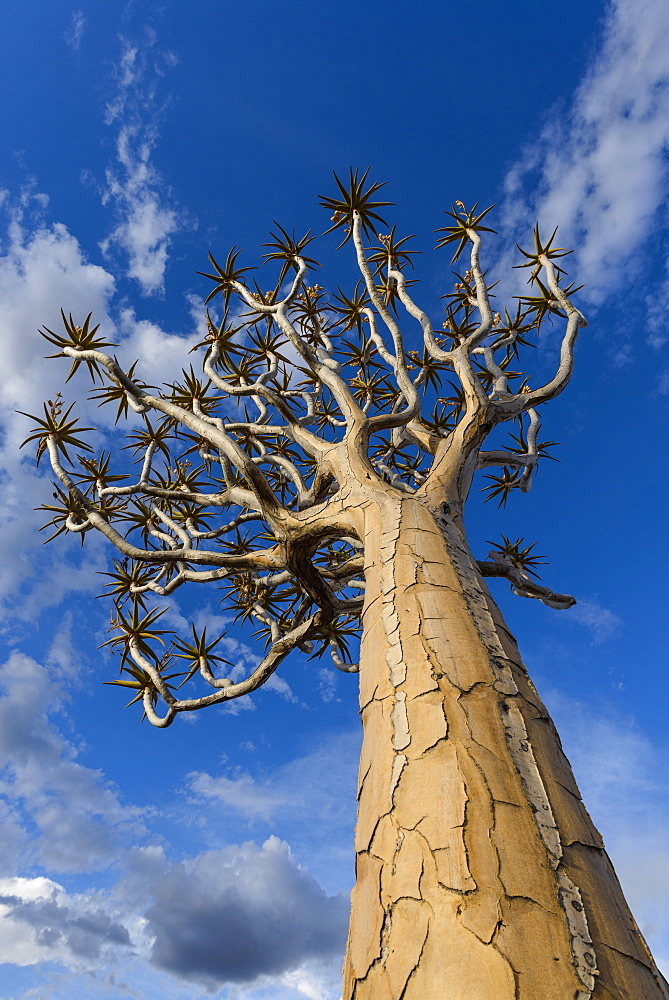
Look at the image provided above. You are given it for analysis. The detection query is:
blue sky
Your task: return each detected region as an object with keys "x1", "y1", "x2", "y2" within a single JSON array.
[{"x1": 1, "y1": 1, "x2": 668, "y2": 997}]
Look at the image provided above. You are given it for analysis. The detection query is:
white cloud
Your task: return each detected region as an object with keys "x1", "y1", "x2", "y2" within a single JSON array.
[
  {"x1": 501, "y1": 0, "x2": 669, "y2": 309},
  {"x1": 658, "y1": 366, "x2": 669, "y2": 395},
  {"x1": 264, "y1": 673, "x2": 299, "y2": 703},
  {"x1": 280, "y1": 966, "x2": 339, "y2": 1000},
  {"x1": 220, "y1": 963, "x2": 343, "y2": 1000},
  {"x1": 316, "y1": 667, "x2": 339, "y2": 703},
  {"x1": 100, "y1": 36, "x2": 187, "y2": 296},
  {"x1": 100, "y1": 145, "x2": 179, "y2": 297}
]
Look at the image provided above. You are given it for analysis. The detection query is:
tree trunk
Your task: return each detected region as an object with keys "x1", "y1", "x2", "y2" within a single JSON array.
[{"x1": 342, "y1": 493, "x2": 668, "y2": 1000}]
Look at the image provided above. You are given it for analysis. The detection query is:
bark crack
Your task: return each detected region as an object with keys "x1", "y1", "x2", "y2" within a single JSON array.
[{"x1": 435, "y1": 504, "x2": 599, "y2": 998}]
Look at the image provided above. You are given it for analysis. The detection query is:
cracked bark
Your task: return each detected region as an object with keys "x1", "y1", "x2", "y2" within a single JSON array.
[{"x1": 341, "y1": 491, "x2": 669, "y2": 1000}]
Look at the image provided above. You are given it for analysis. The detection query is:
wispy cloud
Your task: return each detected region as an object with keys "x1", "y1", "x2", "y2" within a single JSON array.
[
  {"x1": 64, "y1": 10, "x2": 85, "y2": 52},
  {"x1": 547, "y1": 692, "x2": 669, "y2": 973},
  {"x1": 187, "y1": 730, "x2": 358, "y2": 831},
  {"x1": 501, "y1": 0, "x2": 669, "y2": 313},
  {"x1": 100, "y1": 35, "x2": 186, "y2": 296},
  {"x1": 187, "y1": 771, "x2": 289, "y2": 822},
  {"x1": 658, "y1": 366, "x2": 669, "y2": 394},
  {"x1": 569, "y1": 598, "x2": 622, "y2": 643}
]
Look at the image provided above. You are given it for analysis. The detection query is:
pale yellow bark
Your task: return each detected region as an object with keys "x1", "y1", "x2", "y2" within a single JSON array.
[{"x1": 341, "y1": 492, "x2": 668, "y2": 1000}]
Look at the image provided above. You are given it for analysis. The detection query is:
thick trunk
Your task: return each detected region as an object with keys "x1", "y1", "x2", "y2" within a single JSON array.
[{"x1": 342, "y1": 493, "x2": 668, "y2": 1000}]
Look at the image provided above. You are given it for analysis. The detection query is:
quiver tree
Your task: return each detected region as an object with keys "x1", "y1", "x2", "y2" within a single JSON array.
[{"x1": 23, "y1": 171, "x2": 669, "y2": 1000}]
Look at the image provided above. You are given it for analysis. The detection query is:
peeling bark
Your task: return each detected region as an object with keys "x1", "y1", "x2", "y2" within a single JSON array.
[{"x1": 341, "y1": 492, "x2": 669, "y2": 1000}]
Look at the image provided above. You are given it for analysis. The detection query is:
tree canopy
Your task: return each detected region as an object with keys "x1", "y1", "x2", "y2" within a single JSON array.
[{"x1": 22, "y1": 170, "x2": 585, "y2": 727}]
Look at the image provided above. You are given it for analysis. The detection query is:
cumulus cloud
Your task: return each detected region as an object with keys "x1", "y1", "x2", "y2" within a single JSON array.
[
  {"x1": 100, "y1": 36, "x2": 186, "y2": 295},
  {"x1": 115, "y1": 306, "x2": 199, "y2": 385},
  {"x1": 0, "y1": 193, "x2": 199, "y2": 618},
  {"x1": 0, "y1": 196, "x2": 117, "y2": 611},
  {"x1": 0, "y1": 771, "x2": 349, "y2": 994},
  {"x1": 0, "y1": 207, "x2": 115, "y2": 420},
  {"x1": 0, "y1": 612, "x2": 351, "y2": 991},
  {"x1": 145, "y1": 837, "x2": 348, "y2": 988},
  {"x1": 0, "y1": 644, "x2": 145, "y2": 874},
  {"x1": 0, "y1": 876, "x2": 130, "y2": 967},
  {"x1": 501, "y1": 0, "x2": 669, "y2": 310}
]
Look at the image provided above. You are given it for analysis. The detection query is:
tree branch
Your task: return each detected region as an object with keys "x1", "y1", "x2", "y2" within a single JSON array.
[{"x1": 478, "y1": 552, "x2": 575, "y2": 609}]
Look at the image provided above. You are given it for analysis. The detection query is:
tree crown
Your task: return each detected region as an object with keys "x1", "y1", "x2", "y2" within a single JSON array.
[{"x1": 21, "y1": 172, "x2": 585, "y2": 726}]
